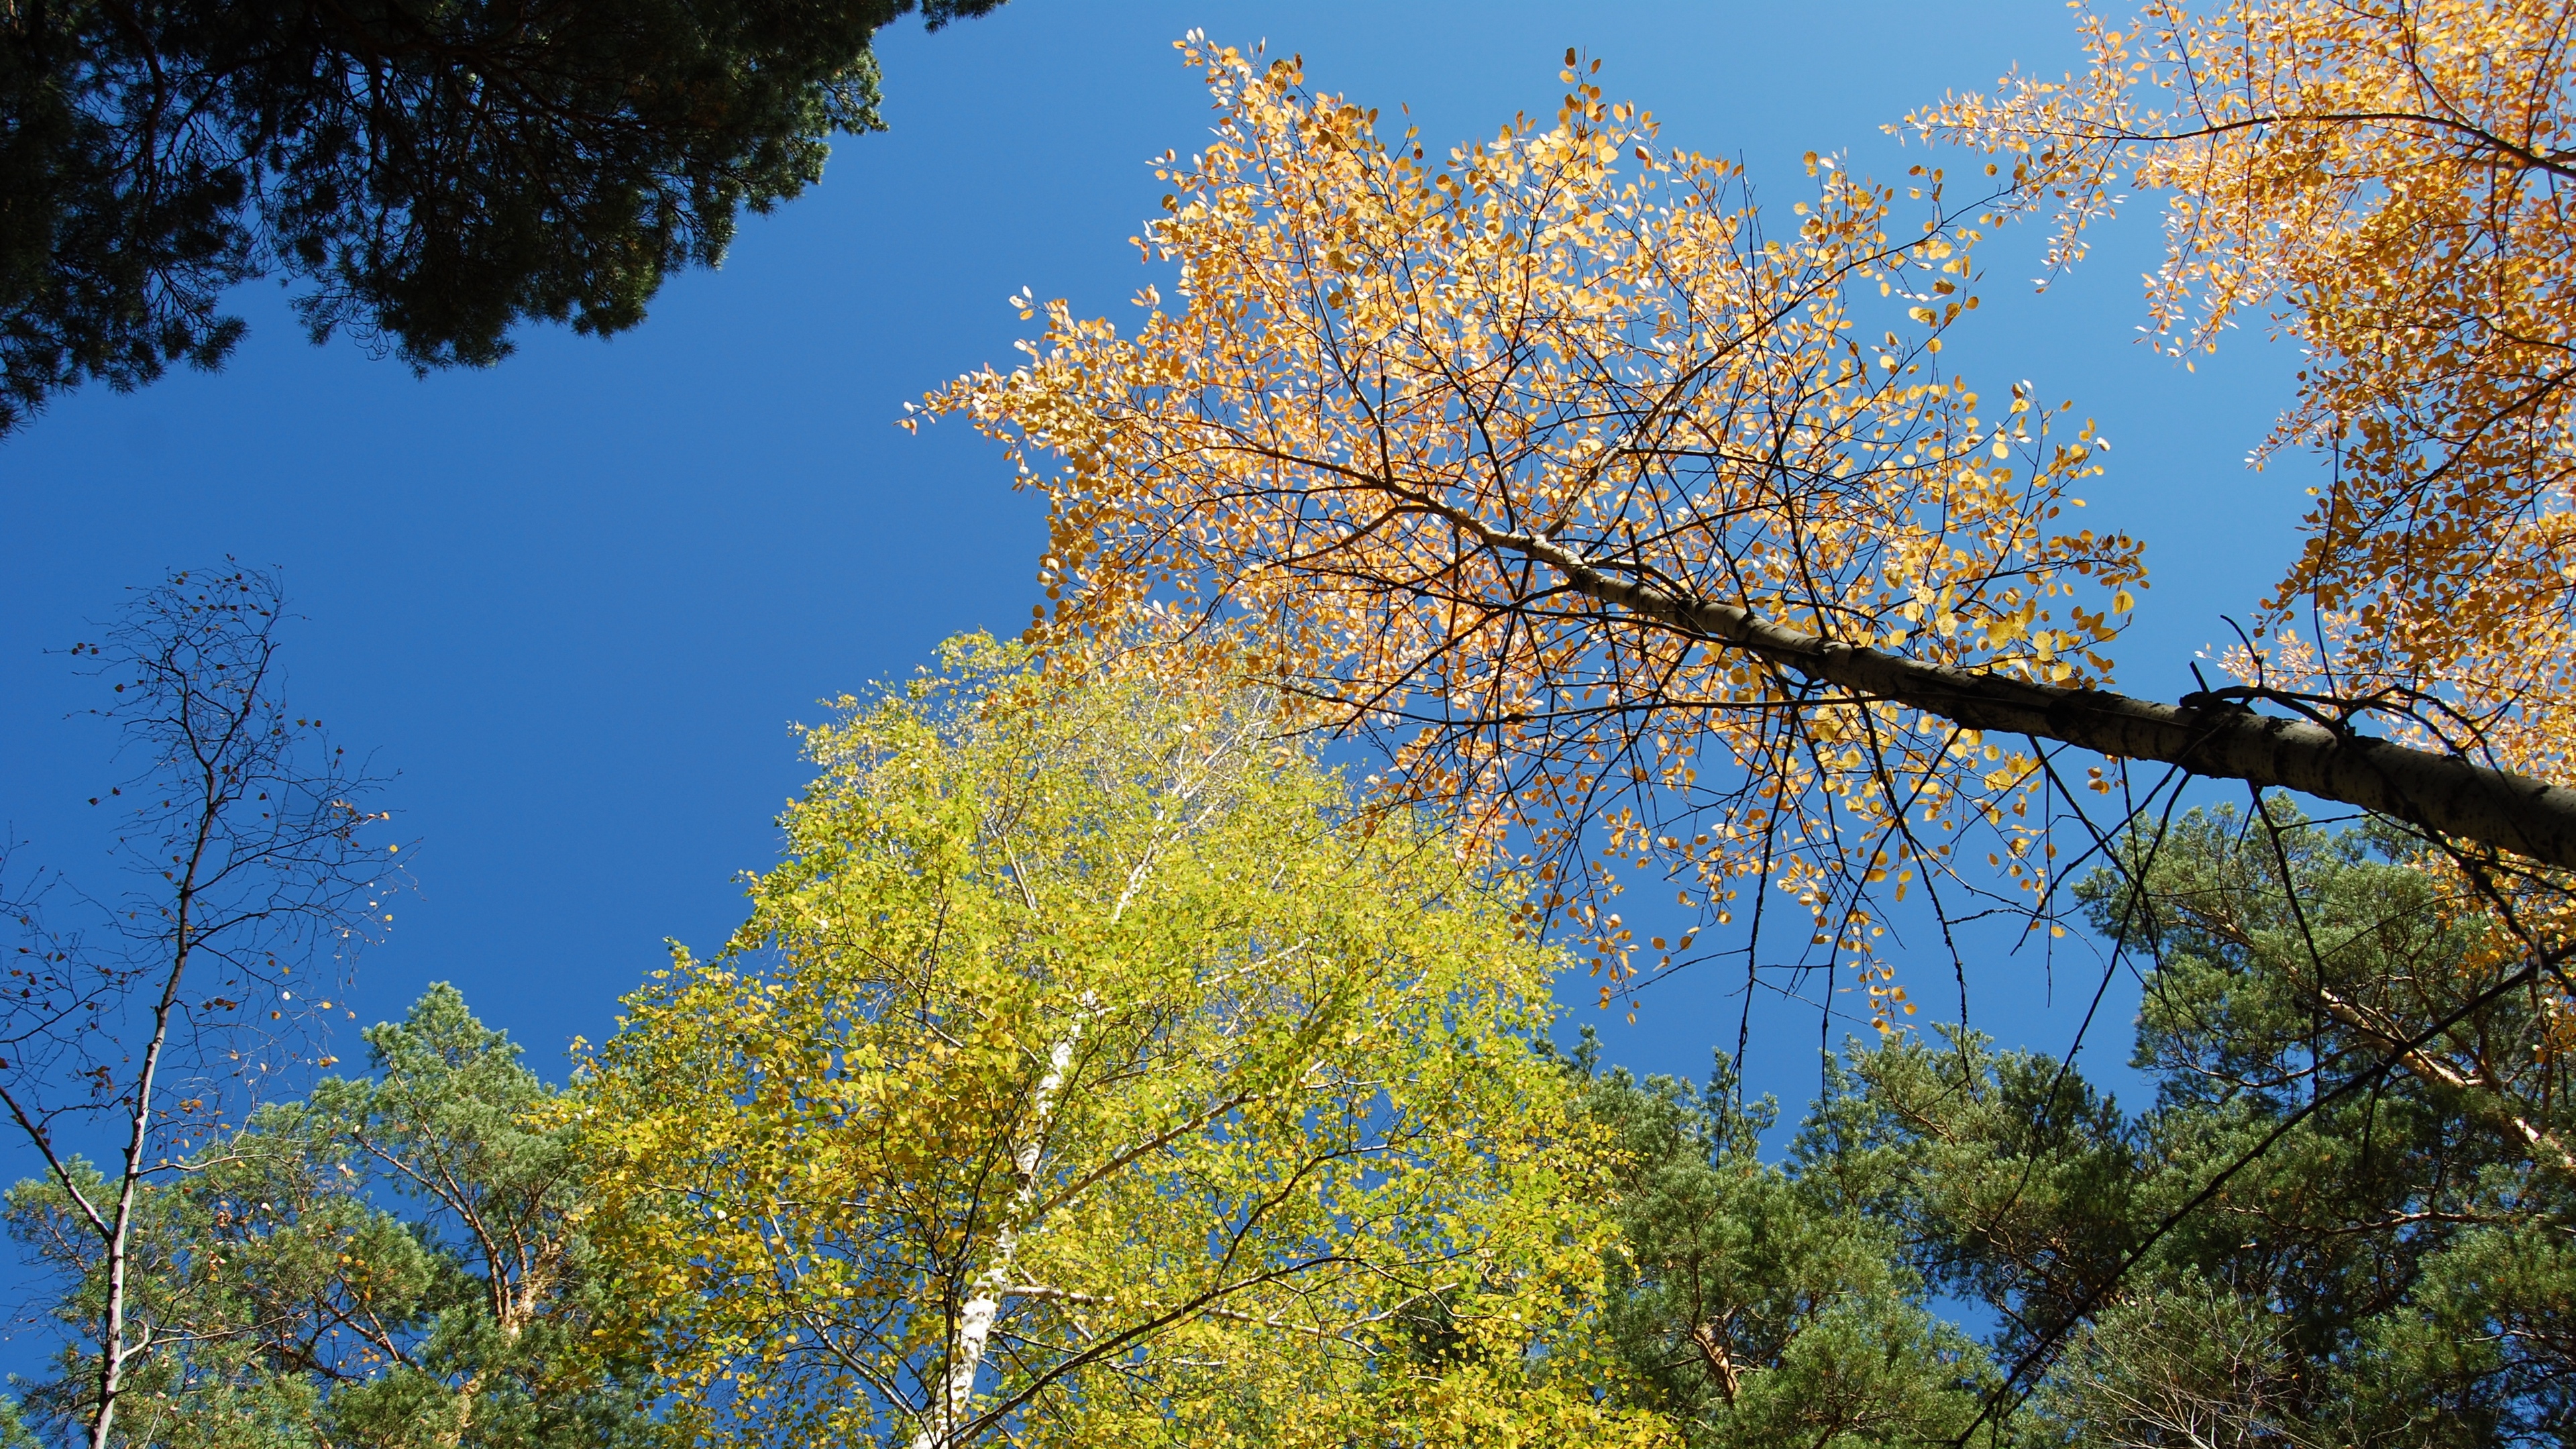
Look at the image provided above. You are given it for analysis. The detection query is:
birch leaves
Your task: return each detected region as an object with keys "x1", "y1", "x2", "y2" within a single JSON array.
[
  {"x1": 1912, "y1": 0, "x2": 2576, "y2": 806},
  {"x1": 576, "y1": 641, "x2": 1650, "y2": 1448},
  {"x1": 921, "y1": 38, "x2": 2148, "y2": 1008}
]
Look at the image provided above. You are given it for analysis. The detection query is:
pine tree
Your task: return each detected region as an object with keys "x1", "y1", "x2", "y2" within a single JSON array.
[
  {"x1": 1, "y1": 0, "x2": 1008, "y2": 434},
  {"x1": 5, "y1": 985, "x2": 669, "y2": 1448},
  {"x1": 1796, "y1": 804, "x2": 2576, "y2": 1447},
  {"x1": 1565, "y1": 1032, "x2": 1992, "y2": 1448}
]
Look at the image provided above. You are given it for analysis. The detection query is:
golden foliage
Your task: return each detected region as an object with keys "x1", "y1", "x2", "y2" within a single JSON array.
[
  {"x1": 1913, "y1": 0, "x2": 2576, "y2": 788},
  {"x1": 920, "y1": 36, "x2": 2149, "y2": 1015}
]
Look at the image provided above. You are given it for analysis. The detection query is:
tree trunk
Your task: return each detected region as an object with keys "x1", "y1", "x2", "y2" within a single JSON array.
[
  {"x1": 912, "y1": 1019, "x2": 1084, "y2": 1449},
  {"x1": 1481, "y1": 519, "x2": 2576, "y2": 871},
  {"x1": 88, "y1": 795, "x2": 218, "y2": 1449}
]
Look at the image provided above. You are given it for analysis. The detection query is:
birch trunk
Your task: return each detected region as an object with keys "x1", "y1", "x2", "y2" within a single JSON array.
[
  {"x1": 86, "y1": 769, "x2": 220, "y2": 1449},
  {"x1": 912, "y1": 1018, "x2": 1083, "y2": 1449}
]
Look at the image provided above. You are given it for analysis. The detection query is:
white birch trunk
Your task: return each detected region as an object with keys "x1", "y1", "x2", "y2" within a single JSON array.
[{"x1": 911, "y1": 1016, "x2": 1083, "y2": 1449}]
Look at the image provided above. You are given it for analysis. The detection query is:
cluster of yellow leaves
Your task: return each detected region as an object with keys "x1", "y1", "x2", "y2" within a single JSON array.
[
  {"x1": 574, "y1": 637, "x2": 1662, "y2": 1446},
  {"x1": 1057, "y1": 1354, "x2": 1682, "y2": 1449},
  {"x1": 918, "y1": 36, "x2": 2149, "y2": 1020},
  {"x1": 1041, "y1": 1320, "x2": 1681, "y2": 1449},
  {"x1": 1913, "y1": 0, "x2": 2576, "y2": 1019}
]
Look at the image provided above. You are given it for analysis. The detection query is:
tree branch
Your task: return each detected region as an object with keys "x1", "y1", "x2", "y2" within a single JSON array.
[{"x1": 1411, "y1": 490, "x2": 2576, "y2": 871}]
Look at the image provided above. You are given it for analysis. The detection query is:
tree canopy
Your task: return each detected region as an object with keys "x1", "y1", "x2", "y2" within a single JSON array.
[
  {"x1": 919, "y1": 9, "x2": 2576, "y2": 1039},
  {"x1": 16, "y1": 798, "x2": 2571, "y2": 1446},
  {"x1": 15, "y1": 5, "x2": 2576, "y2": 1444},
  {"x1": 1915, "y1": 0, "x2": 2576, "y2": 751},
  {"x1": 6, "y1": 985, "x2": 663, "y2": 1448},
  {"x1": 0, "y1": 0, "x2": 1006, "y2": 435},
  {"x1": 1559, "y1": 804, "x2": 2576, "y2": 1446},
  {"x1": 575, "y1": 639, "x2": 1660, "y2": 1448}
]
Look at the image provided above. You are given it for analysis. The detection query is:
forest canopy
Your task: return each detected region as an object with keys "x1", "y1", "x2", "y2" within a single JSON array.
[
  {"x1": 0, "y1": 0, "x2": 1008, "y2": 435},
  {"x1": 15, "y1": 773, "x2": 2570, "y2": 1445},
  {"x1": 13, "y1": 2, "x2": 2576, "y2": 1444}
]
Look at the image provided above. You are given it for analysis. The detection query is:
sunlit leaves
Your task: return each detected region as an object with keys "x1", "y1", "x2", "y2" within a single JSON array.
[
  {"x1": 922, "y1": 36, "x2": 2145, "y2": 1019},
  {"x1": 575, "y1": 639, "x2": 1642, "y2": 1446},
  {"x1": 1913, "y1": 0, "x2": 2576, "y2": 796}
]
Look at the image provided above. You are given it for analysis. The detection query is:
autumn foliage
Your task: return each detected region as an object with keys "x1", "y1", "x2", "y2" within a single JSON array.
[
  {"x1": 13, "y1": 6, "x2": 2576, "y2": 1445},
  {"x1": 922, "y1": 34, "x2": 2152, "y2": 1018},
  {"x1": 1916, "y1": 0, "x2": 2576, "y2": 868},
  {"x1": 922, "y1": 9, "x2": 2576, "y2": 1051},
  {"x1": 575, "y1": 641, "x2": 1658, "y2": 1447}
]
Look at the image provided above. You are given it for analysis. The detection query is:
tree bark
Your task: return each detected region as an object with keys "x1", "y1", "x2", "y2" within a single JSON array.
[
  {"x1": 1476, "y1": 518, "x2": 2576, "y2": 871},
  {"x1": 913, "y1": 1019, "x2": 1084, "y2": 1449},
  {"x1": 87, "y1": 721, "x2": 228, "y2": 1449}
]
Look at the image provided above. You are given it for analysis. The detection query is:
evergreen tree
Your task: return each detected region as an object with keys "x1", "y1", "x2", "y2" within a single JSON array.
[
  {"x1": 1566, "y1": 1032, "x2": 1992, "y2": 1448},
  {"x1": 1580, "y1": 802, "x2": 2575, "y2": 1447},
  {"x1": 5, "y1": 985, "x2": 666, "y2": 1448},
  {"x1": 1804, "y1": 804, "x2": 2576, "y2": 1448},
  {"x1": 0, "y1": 0, "x2": 1006, "y2": 435}
]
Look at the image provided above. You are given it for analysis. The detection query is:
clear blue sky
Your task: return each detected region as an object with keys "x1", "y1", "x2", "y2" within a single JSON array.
[{"x1": 0, "y1": 1, "x2": 2317, "y2": 1112}]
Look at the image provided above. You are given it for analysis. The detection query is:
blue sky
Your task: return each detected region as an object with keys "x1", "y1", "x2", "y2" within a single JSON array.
[{"x1": 0, "y1": 0, "x2": 2318, "y2": 1113}]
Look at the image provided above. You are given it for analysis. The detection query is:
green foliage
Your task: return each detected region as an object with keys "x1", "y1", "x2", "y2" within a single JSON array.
[
  {"x1": 5, "y1": 985, "x2": 669, "y2": 1448},
  {"x1": 17, "y1": 665, "x2": 2555, "y2": 1449},
  {"x1": 1568, "y1": 803, "x2": 2576, "y2": 1448},
  {"x1": 1801, "y1": 1030, "x2": 2145, "y2": 1374},
  {"x1": 576, "y1": 637, "x2": 1664, "y2": 1448},
  {"x1": 1566, "y1": 1033, "x2": 1992, "y2": 1448},
  {"x1": 1787, "y1": 804, "x2": 2576, "y2": 1448},
  {"x1": 0, "y1": 0, "x2": 1006, "y2": 434},
  {"x1": 2041, "y1": 804, "x2": 2575, "y2": 1447}
]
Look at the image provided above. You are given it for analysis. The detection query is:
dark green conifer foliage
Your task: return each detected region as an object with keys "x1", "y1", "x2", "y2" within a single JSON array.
[
  {"x1": 1583, "y1": 803, "x2": 2575, "y2": 1448},
  {"x1": 0, "y1": 0, "x2": 1006, "y2": 435},
  {"x1": 1567, "y1": 1032, "x2": 1994, "y2": 1447},
  {"x1": 5, "y1": 985, "x2": 666, "y2": 1448},
  {"x1": 1809, "y1": 804, "x2": 2576, "y2": 1447}
]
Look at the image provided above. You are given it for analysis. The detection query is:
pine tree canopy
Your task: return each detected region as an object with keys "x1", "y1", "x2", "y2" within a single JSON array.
[
  {"x1": 1574, "y1": 804, "x2": 2576, "y2": 1448},
  {"x1": 0, "y1": 0, "x2": 1007, "y2": 435}
]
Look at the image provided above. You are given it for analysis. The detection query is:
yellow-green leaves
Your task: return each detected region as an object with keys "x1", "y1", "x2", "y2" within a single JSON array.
[{"x1": 577, "y1": 639, "x2": 1646, "y2": 1446}]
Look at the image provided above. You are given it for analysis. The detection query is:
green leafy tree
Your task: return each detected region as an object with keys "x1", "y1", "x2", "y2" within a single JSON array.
[
  {"x1": 5, "y1": 985, "x2": 669, "y2": 1448},
  {"x1": 0, "y1": 0, "x2": 1006, "y2": 435},
  {"x1": 576, "y1": 637, "x2": 1668, "y2": 1448}
]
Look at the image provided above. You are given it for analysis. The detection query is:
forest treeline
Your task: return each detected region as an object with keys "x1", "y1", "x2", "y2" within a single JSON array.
[{"x1": 7, "y1": 639, "x2": 2569, "y2": 1447}]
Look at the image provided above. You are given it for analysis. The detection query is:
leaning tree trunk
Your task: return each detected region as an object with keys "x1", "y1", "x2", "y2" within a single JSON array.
[{"x1": 1457, "y1": 509, "x2": 2576, "y2": 871}]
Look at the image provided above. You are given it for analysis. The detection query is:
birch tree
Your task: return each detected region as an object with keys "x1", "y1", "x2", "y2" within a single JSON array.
[
  {"x1": 915, "y1": 22, "x2": 2576, "y2": 1036},
  {"x1": 576, "y1": 637, "x2": 1664, "y2": 1448},
  {"x1": 0, "y1": 567, "x2": 392, "y2": 1449},
  {"x1": 1913, "y1": 0, "x2": 2576, "y2": 778}
]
